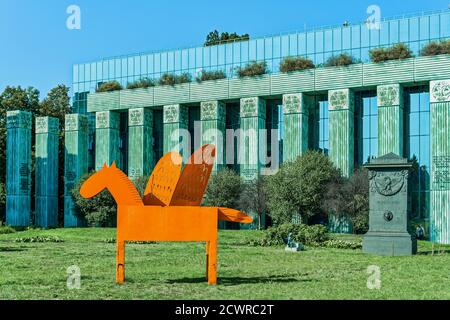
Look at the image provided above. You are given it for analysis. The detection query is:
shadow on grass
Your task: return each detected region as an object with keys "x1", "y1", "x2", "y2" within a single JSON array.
[
  {"x1": 166, "y1": 275, "x2": 312, "y2": 286},
  {"x1": 0, "y1": 247, "x2": 28, "y2": 252}
]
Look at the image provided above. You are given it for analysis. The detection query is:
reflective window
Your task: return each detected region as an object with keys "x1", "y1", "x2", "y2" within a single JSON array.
[
  {"x1": 319, "y1": 100, "x2": 329, "y2": 155},
  {"x1": 405, "y1": 87, "x2": 430, "y2": 219}
]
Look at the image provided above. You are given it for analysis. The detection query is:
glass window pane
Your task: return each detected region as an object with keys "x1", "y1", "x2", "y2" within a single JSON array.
[
  {"x1": 307, "y1": 32, "x2": 315, "y2": 54},
  {"x1": 410, "y1": 113, "x2": 420, "y2": 136}
]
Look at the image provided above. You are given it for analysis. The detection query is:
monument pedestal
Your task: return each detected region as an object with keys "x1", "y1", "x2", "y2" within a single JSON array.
[
  {"x1": 363, "y1": 153, "x2": 417, "y2": 256},
  {"x1": 363, "y1": 231, "x2": 417, "y2": 256}
]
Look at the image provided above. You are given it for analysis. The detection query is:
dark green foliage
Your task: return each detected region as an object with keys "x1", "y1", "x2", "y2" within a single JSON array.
[
  {"x1": 266, "y1": 151, "x2": 340, "y2": 225},
  {"x1": 203, "y1": 168, "x2": 243, "y2": 209},
  {"x1": 369, "y1": 43, "x2": 413, "y2": 63},
  {"x1": 321, "y1": 168, "x2": 369, "y2": 234},
  {"x1": 238, "y1": 176, "x2": 268, "y2": 230},
  {"x1": 96, "y1": 81, "x2": 123, "y2": 93},
  {"x1": 71, "y1": 172, "x2": 117, "y2": 227},
  {"x1": 196, "y1": 70, "x2": 227, "y2": 82},
  {"x1": 0, "y1": 182, "x2": 5, "y2": 217},
  {"x1": 158, "y1": 73, "x2": 192, "y2": 86},
  {"x1": 126, "y1": 78, "x2": 155, "y2": 89},
  {"x1": 420, "y1": 40, "x2": 450, "y2": 56},
  {"x1": 250, "y1": 223, "x2": 329, "y2": 246},
  {"x1": 279, "y1": 56, "x2": 315, "y2": 73},
  {"x1": 236, "y1": 61, "x2": 268, "y2": 78},
  {"x1": 0, "y1": 225, "x2": 15, "y2": 234},
  {"x1": 324, "y1": 53, "x2": 357, "y2": 67},
  {"x1": 204, "y1": 30, "x2": 250, "y2": 46}
]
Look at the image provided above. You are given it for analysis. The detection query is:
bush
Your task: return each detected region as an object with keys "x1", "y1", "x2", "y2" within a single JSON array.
[
  {"x1": 126, "y1": 78, "x2": 155, "y2": 90},
  {"x1": 420, "y1": 40, "x2": 450, "y2": 56},
  {"x1": 324, "y1": 53, "x2": 357, "y2": 67},
  {"x1": 203, "y1": 168, "x2": 243, "y2": 209},
  {"x1": 369, "y1": 43, "x2": 413, "y2": 63},
  {"x1": 279, "y1": 57, "x2": 315, "y2": 73},
  {"x1": 96, "y1": 81, "x2": 123, "y2": 93},
  {"x1": 158, "y1": 73, "x2": 192, "y2": 86},
  {"x1": 71, "y1": 172, "x2": 117, "y2": 227},
  {"x1": 0, "y1": 225, "x2": 16, "y2": 235},
  {"x1": 196, "y1": 70, "x2": 227, "y2": 82},
  {"x1": 236, "y1": 61, "x2": 268, "y2": 78},
  {"x1": 266, "y1": 151, "x2": 340, "y2": 225},
  {"x1": 250, "y1": 223, "x2": 329, "y2": 246}
]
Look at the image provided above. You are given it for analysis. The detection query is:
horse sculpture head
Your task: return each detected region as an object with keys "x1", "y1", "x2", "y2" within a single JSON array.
[{"x1": 80, "y1": 162, "x2": 143, "y2": 206}]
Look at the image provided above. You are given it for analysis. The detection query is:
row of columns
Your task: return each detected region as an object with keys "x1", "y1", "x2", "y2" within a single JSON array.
[{"x1": 4, "y1": 81, "x2": 450, "y2": 243}]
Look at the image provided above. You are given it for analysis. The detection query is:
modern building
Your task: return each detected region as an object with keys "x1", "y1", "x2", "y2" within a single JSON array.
[{"x1": 68, "y1": 9, "x2": 450, "y2": 241}]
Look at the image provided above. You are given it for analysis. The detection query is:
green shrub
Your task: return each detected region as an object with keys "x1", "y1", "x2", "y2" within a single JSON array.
[
  {"x1": 158, "y1": 73, "x2": 192, "y2": 86},
  {"x1": 236, "y1": 61, "x2": 268, "y2": 78},
  {"x1": 14, "y1": 236, "x2": 64, "y2": 243},
  {"x1": 126, "y1": 78, "x2": 155, "y2": 89},
  {"x1": 204, "y1": 30, "x2": 250, "y2": 46},
  {"x1": 369, "y1": 43, "x2": 413, "y2": 63},
  {"x1": 420, "y1": 40, "x2": 450, "y2": 56},
  {"x1": 250, "y1": 223, "x2": 329, "y2": 246},
  {"x1": 324, "y1": 53, "x2": 357, "y2": 67},
  {"x1": 196, "y1": 70, "x2": 227, "y2": 82},
  {"x1": 0, "y1": 225, "x2": 16, "y2": 235},
  {"x1": 279, "y1": 56, "x2": 315, "y2": 73},
  {"x1": 71, "y1": 172, "x2": 117, "y2": 227},
  {"x1": 96, "y1": 81, "x2": 123, "y2": 93},
  {"x1": 203, "y1": 168, "x2": 243, "y2": 209}
]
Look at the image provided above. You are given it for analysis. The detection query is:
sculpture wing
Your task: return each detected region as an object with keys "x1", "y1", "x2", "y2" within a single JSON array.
[
  {"x1": 218, "y1": 208, "x2": 253, "y2": 224},
  {"x1": 143, "y1": 151, "x2": 183, "y2": 206},
  {"x1": 169, "y1": 144, "x2": 216, "y2": 206}
]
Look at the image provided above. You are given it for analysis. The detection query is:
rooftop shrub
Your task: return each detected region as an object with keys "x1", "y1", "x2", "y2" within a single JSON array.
[
  {"x1": 196, "y1": 70, "x2": 227, "y2": 83},
  {"x1": 369, "y1": 43, "x2": 413, "y2": 63},
  {"x1": 279, "y1": 56, "x2": 315, "y2": 73},
  {"x1": 324, "y1": 53, "x2": 358, "y2": 67},
  {"x1": 126, "y1": 78, "x2": 155, "y2": 90},
  {"x1": 236, "y1": 61, "x2": 268, "y2": 78},
  {"x1": 420, "y1": 40, "x2": 450, "y2": 56},
  {"x1": 158, "y1": 73, "x2": 192, "y2": 86},
  {"x1": 96, "y1": 81, "x2": 123, "y2": 93}
]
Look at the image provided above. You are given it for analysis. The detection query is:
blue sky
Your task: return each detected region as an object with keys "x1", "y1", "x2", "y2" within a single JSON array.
[{"x1": 0, "y1": 0, "x2": 448, "y2": 98}]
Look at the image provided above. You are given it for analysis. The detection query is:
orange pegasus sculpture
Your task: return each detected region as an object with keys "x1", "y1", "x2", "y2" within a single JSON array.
[{"x1": 80, "y1": 144, "x2": 252, "y2": 285}]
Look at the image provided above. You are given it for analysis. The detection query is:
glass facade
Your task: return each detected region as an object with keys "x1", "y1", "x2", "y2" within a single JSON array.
[
  {"x1": 404, "y1": 87, "x2": 430, "y2": 219},
  {"x1": 318, "y1": 100, "x2": 329, "y2": 155},
  {"x1": 355, "y1": 93, "x2": 378, "y2": 166},
  {"x1": 73, "y1": 10, "x2": 450, "y2": 113}
]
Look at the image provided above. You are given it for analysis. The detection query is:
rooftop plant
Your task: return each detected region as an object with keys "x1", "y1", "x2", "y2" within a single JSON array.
[
  {"x1": 369, "y1": 43, "x2": 413, "y2": 63},
  {"x1": 96, "y1": 81, "x2": 123, "y2": 93},
  {"x1": 236, "y1": 61, "x2": 268, "y2": 78},
  {"x1": 196, "y1": 70, "x2": 227, "y2": 83},
  {"x1": 324, "y1": 53, "x2": 358, "y2": 67},
  {"x1": 279, "y1": 56, "x2": 315, "y2": 73},
  {"x1": 158, "y1": 73, "x2": 192, "y2": 86},
  {"x1": 420, "y1": 40, "x2": 450, "y2": 57},
  {"x1": 204, "y1": 30, "x2": 250, "y2": 47},
  {"x1": 126, "y1": 78, "x2": 155, "y2": 90}
]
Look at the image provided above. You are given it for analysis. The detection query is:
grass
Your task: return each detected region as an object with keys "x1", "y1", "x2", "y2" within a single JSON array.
[{"x1": 0, "y1": 227, "x2": 450, "y2": 300}]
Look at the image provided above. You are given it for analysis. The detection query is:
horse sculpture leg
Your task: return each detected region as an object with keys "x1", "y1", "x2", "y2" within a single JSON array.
[
  {"x1": 208, "y1": 238, "x2": 218, "y2": 285},
  {"x1": 116, "y1": 241, "x2": 125, "y2": 284}
]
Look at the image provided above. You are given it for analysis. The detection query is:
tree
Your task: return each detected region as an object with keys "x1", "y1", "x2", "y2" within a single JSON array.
[
  {"x1": 204, "y1": 30, "x2": 220, "y2": 46},
  {"x1": 321, "y1": 168, "x2": 369, "y2": 234},
  {"x1": 266, "y1": 151, "x2": 340, "y2": 225},
  {"x1": 203, "y1": 168, "x2": 242, "y2": 209},
  {"x1": 238, "y1": 176, "x2": 268, "y2": 230}
]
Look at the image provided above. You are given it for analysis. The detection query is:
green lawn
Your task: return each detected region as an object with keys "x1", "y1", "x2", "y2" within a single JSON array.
[{"x1": 0, "y1": 228, "x2": 449, "y2": 300}]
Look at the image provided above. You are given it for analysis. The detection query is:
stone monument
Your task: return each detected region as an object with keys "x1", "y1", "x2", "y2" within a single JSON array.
[{"x1": 363, "y1": 153, "x2": 417, "y2": 256}]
